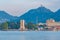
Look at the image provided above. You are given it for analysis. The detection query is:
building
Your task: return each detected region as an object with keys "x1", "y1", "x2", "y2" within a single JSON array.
[
  {"x1": 20, "y1": 20, "x2": 25, "y2": 31},
  {"x1": 46, "y1": 19, "x2": 60, "y2": 31},
  {"x1": 46, "y1": 19, "x2": 60, "y2": 27},
  {"x1": 37, "y1": 23, "x2": 47, "y2": 31},
  {"x1": 46, "y1": 19, "x2": 55, "y2": 27}
]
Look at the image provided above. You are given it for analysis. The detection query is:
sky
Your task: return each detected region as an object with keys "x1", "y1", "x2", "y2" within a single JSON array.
[{"x1": 0, "y1": 0, "x2": 60, "y2": 16}]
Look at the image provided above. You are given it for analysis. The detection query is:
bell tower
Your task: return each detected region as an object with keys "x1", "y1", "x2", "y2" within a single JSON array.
[{"x1": 20, "y1": 20, "x2": 25, "y2": 31}]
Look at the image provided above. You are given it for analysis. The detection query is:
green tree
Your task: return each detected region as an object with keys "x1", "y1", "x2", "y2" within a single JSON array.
[
  {"x1": 2, "y1": 22, "x2": 8, "y2": 30},
  {"x1": 25, "y1": 22, "x2": 38, "y2": 30}
]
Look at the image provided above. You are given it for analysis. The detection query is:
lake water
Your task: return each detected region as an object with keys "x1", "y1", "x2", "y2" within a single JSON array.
[{"x1": 0, "y1": 31, "x2": 60, "y2": 40}]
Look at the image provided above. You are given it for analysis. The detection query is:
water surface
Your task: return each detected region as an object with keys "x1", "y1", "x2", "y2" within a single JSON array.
[{"x1": 0, "y1": 31, "x2": 60, "y2": 40}]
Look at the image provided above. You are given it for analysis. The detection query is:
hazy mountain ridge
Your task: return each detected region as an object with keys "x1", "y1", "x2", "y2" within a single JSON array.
[
  {"x1": 0, "y1": 11, "x2": 18, "y2": 23},
  {"x1": 0, "y1": 6, "x2": 60, "y2": 23},
  {"x1": 19, "y1": 6, "x2": 59, "y2": 23},
  {"x1": 53, "y1": 9, "x2": 60, "y2": 22}
]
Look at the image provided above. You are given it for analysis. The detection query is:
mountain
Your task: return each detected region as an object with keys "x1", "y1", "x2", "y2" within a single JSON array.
[
  {"x1": 54, "y1": 9, "x2": 60, "y2": 21},
  {"x1": 19, "y1": 6, "x2": 54, "y2": 24},
  {"x1": 0, "y1": 6, "x2": 60, "y2": 24},
  {"x1": 0, "y1": 11, "x2": 18, "y2": 23}
]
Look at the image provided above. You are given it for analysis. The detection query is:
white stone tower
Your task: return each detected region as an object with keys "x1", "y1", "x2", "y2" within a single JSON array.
[{"x1": 20, "y1": 20, "x2": 25, "y2": 31}]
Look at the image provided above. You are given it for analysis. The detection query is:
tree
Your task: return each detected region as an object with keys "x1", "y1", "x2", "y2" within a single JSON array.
[
  {"x1": 25, "y1": 22, "x2": 38, "y2": 30},
  {"x1": 8, "y1": 22, "x2": 20, "y2": 29},
  {"x1": 2, "y1": 22, "x2": 8, "y2": 30}
]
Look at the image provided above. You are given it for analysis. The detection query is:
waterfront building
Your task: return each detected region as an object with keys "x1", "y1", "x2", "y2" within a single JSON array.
[
  {"x1": 20, "y1": 20, "x2": 25, "y2": 31},
  {"x1": 46, "y1": 19, "x2": 56, "y2": 27},
  {"x1": 37, "y1": 23, "x2": 47, "y2": 31},
  {"x1": 46, "y1": 19, "x2": 60, "y2": 31},
  {"x1": 46, "y1": 19, "x2": 60, "y2": 26}
]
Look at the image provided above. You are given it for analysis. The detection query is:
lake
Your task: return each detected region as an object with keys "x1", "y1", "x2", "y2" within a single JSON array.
[{"x1": 0, "y1": 31, "x2": 60, "y2": 40}]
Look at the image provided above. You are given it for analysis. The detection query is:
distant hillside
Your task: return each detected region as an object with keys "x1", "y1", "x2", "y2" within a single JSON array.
[
  {"x1": 19, "y1": 6, "x2": 60, "y2": 24},
  {"x1": 0, "y1": 11, "x2": 18, "y2": 23},
  {"x1": 0, "y1": 6, "x2": 60, "y2": 24},
  {"x1": 54, "y1": 9, "x2": 60, "y2": 21}
]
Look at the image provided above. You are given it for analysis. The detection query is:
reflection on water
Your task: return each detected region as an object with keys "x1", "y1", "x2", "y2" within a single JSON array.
[{"x1": 0, "y1": 31, "x2": 60, "y2": 40}]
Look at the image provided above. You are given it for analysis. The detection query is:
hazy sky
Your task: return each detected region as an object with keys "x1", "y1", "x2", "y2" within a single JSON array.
[{"x1": 0, "y1": 0, "x2": 60, "y2": 16}]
